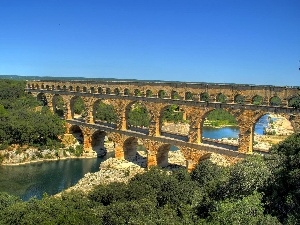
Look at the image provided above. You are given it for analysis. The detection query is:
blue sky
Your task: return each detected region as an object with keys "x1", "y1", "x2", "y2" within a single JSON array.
[{"x1": 1, "y1": 0, "x2": 299, "y2": 86}]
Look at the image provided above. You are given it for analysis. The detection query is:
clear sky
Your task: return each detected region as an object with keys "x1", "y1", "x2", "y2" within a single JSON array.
[{"x1": 1, "y1": 0, "x2": 299, "y2": 86}]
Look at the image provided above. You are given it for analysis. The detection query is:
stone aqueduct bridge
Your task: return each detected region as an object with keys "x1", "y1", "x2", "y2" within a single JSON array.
[{"x1": 26, "y1": 80, "x2": 300, "y2": 169}]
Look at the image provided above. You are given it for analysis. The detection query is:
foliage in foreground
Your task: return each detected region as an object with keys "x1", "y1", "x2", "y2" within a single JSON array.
[{"x1": 3, "y1": 131, "x2": 300, "y2": 225}]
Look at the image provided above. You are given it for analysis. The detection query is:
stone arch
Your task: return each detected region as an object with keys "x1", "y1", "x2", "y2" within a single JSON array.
[
  {"x1": 200, "y1": 92, "x2": 209, "y2": 102},
  {"x1": 200, "y1": 108, "x2": 240, "y2": 144},
  {"x1": 252, "y1": 95, "x2": 263, "y2": 105},
  {"x1": 82, "y1": 86, "x2": 87, "y2": 92},
  {"x1": 125, "y1": 101, "x2": 151, "y2": 134},
  {"x1": 51, "y1": 85, "x2": 55, "y2": 90},
  {"x1": 185, "y1": 91, "x2": 193, "y2": 101},
  {"x1": 114, "y1": 88, "x2": 120, "y2": 95},
  {"x1": 70, "y1": 95, "x2": 86, "y2": 119},
  {"x1": 90, "y1": 87, "x2": 95, "y2": 93},
  {"x1": 156, "y1": 144, "x2": 171, "y2": 167},
  {"x1": 91, "y1": 130, "x2": 107, "y2": 157},
  {"x1": 134, "y1": 89, "x2": 142, "y2": 97},
  {"x1": 52, "y1": 94, "x2": 65, "y2": 117},
  {"x1": 123, "y1": 137, "x2": 139, "y2": 162},
  {"x1": 270, "y1": 96, "x2": 281, "y2": 106},
  {"x1": 124, "y1": 88, "x2": 130, "y2": 96},
  {"x1": 41, "y1": 84, "x2": 45, "y2": 89},
  {"x1": 76, "y1": 86, "x2": 80, "y2": 92},
  {"x1": 158, "y1": 90, "x2": 166, "y2": 99},
  {"x1": 146, "y1": 89, "x2": 153, "y2": 97},
  {"x1": 160, "y1": 104, "x2": 188, "y2": 141},
  {"x1": 171, "y1": 90, "x2": 179, "y2": 100},
  {"x1": 234, "y1": 94, "x2": 245, "y2": 104},
  {"x1": 288, "y1": 95, "x2": 300, "y2": 108},
  {"x1": 56, "y1": 85, "x2": 61, "y2": 90},
  {"x1": 97, "y1": 87, "x2": 103, "y2": 94},
  {"x1": 216, "y1": 93, "x2": 227, "y2": 103},
  {"x1": 69, "y1": 125, "x2": 84, "y2": 145},
  {"x1": 106, "y1": 87, "x2": 111, "y2": 95},
  {"x1": 69, "y1": 86, "x2": 73, "y2": 91},
  {"x1": 62, "y1": 85, "x2": 67, "y2": 91},
  {"x1": 46, "y1": 85, "x2": 50, "y2": 90},
  {"x1": 37, "y1": 93, "x2": 48, "y2": 106}
]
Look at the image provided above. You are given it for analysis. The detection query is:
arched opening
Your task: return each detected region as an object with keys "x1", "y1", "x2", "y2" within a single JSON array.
[
  {"x1": 52, "y1": 94, "x2": 65, "y2": 118},
  {"x1": 216, "y1": 93, "x2": 227, "y2": 103},
  {"x1": 270, "y1": 96, "x2": 281, "y2": 106},
  {"x1": 57, "y1": 85, "x2": 61, "y2": 90},
  {"x1": 51, "y1": 85, "x2": 55, "y2": 90},
  {"x1": 70, "y1": 96, "x2": 86, "y2": 120},
  {"x1": 97, "y1": 87, "x2": 103, "y2": 94},
  {"x1": 201, "y1": 109, "x2": 239, "y2": 150},
  {"x1": 160, "y1": 105, "x2": 188, "y2": 141},
  {"x1": 90, "y1": 87, "x2": 95, "y2": 93},
  {"x1": 69, "y1": 86, "x2": 73, "y2": 91},
  {"x1": 185, "y1": 92, "x2": 193, "y2": 101},
  {"x1": 123, "y1": 137, "x2": 147, "y2": 167},
  {"x1": 93, "y1": 100, "x2": 117, "y2": 128},
  {"x1": 114, "y1": 88, "x2": 120, "y2": 95},
  {"x1": 161, "y1": 145, "x2": 186, "y2": 169},
  {"x1": 126, "y1": 102, "x2": 150, "y2": 135},
  {"x1": 158, "y1": 90, "x2": 166, "y2": 99},
  {"x1": 46, "y1": 85, "x2": 50, "y2": 90},
  {"x1": 171, "y1": 91, "x2": 180, "y2": 100},
  {"x1": 200, "y1": 92, "x2": 209, "y2": 102},
  {"x1": 82, "y1": 86, "x2": 87, "y2": 92},
  {"x1": 146, "y1": 90, "x2": 153, "y2": 97},
  {"x1": 41, "y1": 84, "x2": 45, "y2": 89},
  {"x1": 124, "y1": 88, "x2": 130, "y2": 96},
  {"x1": 67, "y1": 125, "x2": 84, "y2": 155},
  {"x1": 37, "y1": 93, "x2": 48, "y2": 106},
  {"x1": 253, "y1": 113, "x2": 294, "y2": 151},
  {"x1": 134, "y1": 89, "x2": 142, "y2": 97},
  {"x1": 234, "y1": 94, "x2": 245, "y2": 104},
  {"x1": 76, "y1": 86, "x2": 80, "y2": 92},
  {"x1": 106, "y1": 88, "x2": 111, "y2": 95},
  {"x1": 252, "y1": 95, "x2": 263, "y2": 105},
  {"x1": 91, "y1": 130, "x2": 108, "y2": 157},
  {"x1": 288, "y1": 96, "x2": 300, "y2": 109}
]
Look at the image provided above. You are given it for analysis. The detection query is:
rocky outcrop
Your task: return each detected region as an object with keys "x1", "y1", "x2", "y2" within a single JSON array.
[{"x1": 60, "y1": 158, "x2": 145, "y2": 194}]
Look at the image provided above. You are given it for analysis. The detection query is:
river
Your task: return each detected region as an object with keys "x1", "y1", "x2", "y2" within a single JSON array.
[{"x1": 0, "y1": 115, "x2": 270, "y2": 200}]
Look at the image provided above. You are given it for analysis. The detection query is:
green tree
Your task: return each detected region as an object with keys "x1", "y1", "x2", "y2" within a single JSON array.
[
  {"x1": 207, "y1": 192, "x2": 280, "y2": 225},
  {"x1": 73, "y1": 97, "x2": 85, "y2": 115},
  {"x1": 161, "y1": 104, "x2": 183, "y2": 123},
  {"x1": 200, "y1": 92, "x2": 209, "y2": 102},
  {"x1": 94, "y1": 102, "x2": 117, "y2": 123},
  {"x1": 234, "y1": 94, "x2": 245, "y2": 104},
  {"x1": 264, "y1": 133, "x2": 300, "y2": 224},
  {"x1": 252, "y1": 95, "x2": 263, "y2": 105},
  {"x1": 128, "y1": 103, "x2": 150, "y2": 127},
  {"x1": 270, "y1": 96, "x2": 281, "y2": 106},
  {"x1": 288, "y1": 96, "x2": 300, "y2": 109}
]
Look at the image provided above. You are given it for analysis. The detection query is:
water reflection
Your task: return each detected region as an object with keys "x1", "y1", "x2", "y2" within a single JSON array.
[{"x1": 0, "y1": 157, "x2": 105, "y2": 201}]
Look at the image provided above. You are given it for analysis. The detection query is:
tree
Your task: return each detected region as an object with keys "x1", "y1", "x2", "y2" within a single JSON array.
[
  {"x1": 207, "y1": 192, "x2": 280, "y2": 225},
  {"x1": 128, "y1": 103, "x2": 150, "y2": 127},
  {"x1": 264, "y1": 133, "x2": 300, "y2": 224},
  {"x1": 252, "y1": 95, "x2": 263, "y2": 105},
  {"x1": 216, "y1": 93, "x2": 227, "y2": 103},
  {"x1": 234, "y1": 94, "x2": 245, "y2": 104},
  {"x1": 200, "y1": 92, "x2": 209, "y2": 102},
  {"x1": 73, "y1": 97, "x2": 85, "y2": 115},
  {"x1": 270, "y1": 96, "x2": 281, "y2": 106},
  {"x1": 94, "y1": 102, "x2": 117, "y2": 123}
]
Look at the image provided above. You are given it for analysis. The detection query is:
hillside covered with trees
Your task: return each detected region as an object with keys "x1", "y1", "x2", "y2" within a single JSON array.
[
  {"x1": 0, "y1": 133, "x2": 299, "y2": 224},
  {"x1": 0, "y1": 79, "x2": 65, "y2": 151}
]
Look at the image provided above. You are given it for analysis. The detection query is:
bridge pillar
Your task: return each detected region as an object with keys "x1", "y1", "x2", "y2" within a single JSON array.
[
  {"x1": 289, "y1": 114, "x2": 300, "y2": 133},
  {"x1": 85, "y1": 108, "x2": 94, "y2": 124},
  {"x1": 238, "y1": 127, "x2": 253, "y2": 154},
  {"x1": 45, "y1": 93, "x2": 54, "y2": 112},
  {"x1": 147, "y1": 151, "x2": 157, "y2": 168},
  {"x1": 149, "y1": 117, "x2": 160, "y2": 136},
  {"x1": 65, "y1": 102, "x2": 72, "y2": 120},
  {"x1": 115, "y1": 145, "x2": 125, "y2": 159}
]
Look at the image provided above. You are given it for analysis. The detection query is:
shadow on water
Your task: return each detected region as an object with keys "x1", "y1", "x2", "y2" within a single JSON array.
[{"x1": 0, "y1": 157, "x2": 107, "y2": 201}]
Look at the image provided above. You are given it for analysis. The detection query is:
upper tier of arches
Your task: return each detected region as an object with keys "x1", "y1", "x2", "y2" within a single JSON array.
[{"x1": 27, "y1": 81, "x2": 300, "y2": 108}]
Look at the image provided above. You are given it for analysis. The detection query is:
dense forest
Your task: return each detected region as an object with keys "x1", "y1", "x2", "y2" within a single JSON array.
[
  {"x1": 0, "y1": 133, "x2": 299, "y2": 224},
  {"x1": 0, "y1": 80, "x2": 65, "y2": 151}
]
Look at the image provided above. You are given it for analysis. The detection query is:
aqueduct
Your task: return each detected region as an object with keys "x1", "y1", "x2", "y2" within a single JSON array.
[{"x1": 26, "y1": 80, "x2": 300, "y2": 169}]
